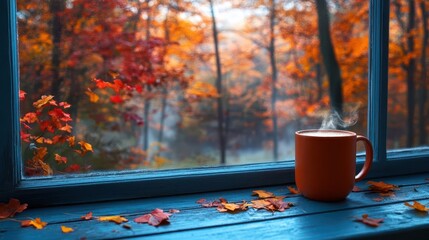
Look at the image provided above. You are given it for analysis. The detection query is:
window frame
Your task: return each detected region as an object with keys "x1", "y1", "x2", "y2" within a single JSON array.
[{"x1": 2, "y1": 0, "x2": 429, "y2": 206}]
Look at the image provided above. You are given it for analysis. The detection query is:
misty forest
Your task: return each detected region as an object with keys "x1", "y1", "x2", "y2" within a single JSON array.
[{"x1": 18, "y1": 0, "x2": 429, "y2": 176}]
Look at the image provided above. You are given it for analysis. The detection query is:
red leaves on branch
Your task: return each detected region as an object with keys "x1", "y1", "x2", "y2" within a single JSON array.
[
  {"x1": 0, "y1": 198, "x2": 28, "y2": 219},
  {"x1": 134, "y1": 208, "x2": 172, "y2": 226},
  {"x1": 110, "y1": 95, "x2": 124, "y2": 104},
  {"x1": 19, "y1": 90, "x2": 26, "y2": 101},
  {"x1": 355, "y1": 214, "x2": 384, "y2": 227},
  {"x1": 54, "y1": 154, "x2": 67, "y2": 164}
]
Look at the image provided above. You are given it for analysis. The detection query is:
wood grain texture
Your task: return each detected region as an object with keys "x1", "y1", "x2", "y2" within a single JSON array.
[{"x1": 2, "y1": 173, "x2": 429, "y2": 240}]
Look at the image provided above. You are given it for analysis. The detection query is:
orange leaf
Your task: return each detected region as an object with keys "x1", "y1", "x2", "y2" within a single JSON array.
[
  {"x1": 0, "y1": 198, "x2": 28, "y2": 219},
  {"x1": 404, "y1": 201, "x2": 429, "y2": 212},
  {"x1": 54, "y1": 154, "x2": 67, "y2": 164},
  {"x1": 134, "y1": 209, "x2": 171, "y2": 226},
  {"x1": 21, "y1": 218, "x2": 47, "y2": 229},
  {"x1": 252, "y1": 190, "x2": 275, "y2": 199},
  {"x1": 78, "y1": 141, "x2": 93, "y2": 154},
  {"x1": 61, "y1": 225, "x2": 74, "y2": 233},
  {"x1": 81, "y1": 212, "x2": 93, "y2": 220},
  {"x1": 287, "y1": 186, "x2": 300, "y2": 194},
  {"x1": 59, "y1": 124, "x2": 72, "y2": 133},
  {"x1": 98, "y1": 216, "x2": 128, "y2": 224},
  {"x1": 355, "y1": 214, "x2": 383, "y2": 227},
  {"x1": 33, "y1": 95, "x2": 54, "y2": 109},
  {"x1": 21, "y1": 112, "x2": 38, "y2": 123},
  {"x1": 367, "y1": 181, "x2": 398, "y2": 193},
  {"x1": 67, "y1": 136, "x2": 75, "y2": 147},
  {"x1": 85, "y1": 89, "x2": 99, "y2": 103}
]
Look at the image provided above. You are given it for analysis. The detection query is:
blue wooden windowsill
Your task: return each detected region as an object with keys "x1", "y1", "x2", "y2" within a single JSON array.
[{"x1": 2, "y1": 173, "x2": 429, "y2": 239}]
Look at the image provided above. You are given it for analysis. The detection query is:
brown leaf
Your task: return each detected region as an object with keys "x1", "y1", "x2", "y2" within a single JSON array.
[
  {"x1": 61, "y1": 225, "x2": 74, "y2": 233},
  {"x1": 404, "y1": 201, "x2": 429, "y2": 212},
  {"x1": 252, "y1": 190, "x2": 275, "y2": 199},
  {"x1": 21, "y1": 218, "x2": 47, "y2": 229},
  {"x1": 134, "y1": 208, "x2": 171, "y2": 226},
  {"x1": 98, "y1": 216, "x2": 128, "y2": 224},
  {"x1": 367, "y1": 181, "x2": 398, "y2": 193},
  {"x1": 81, "y1": 212, "x2": 93, "y2": 220},
  {"x1": 0, "y1": 198, "x2": 28, "y2": 219},
  {"x1": 287, "y1": 186, "x2": 300, "y2": 194},
  {"x1": 352, "y1": 186, "x2": 361, "y2": 192},
  {"x1": 372, "y1": 197, "x2": 384, "y2": 202},
  {"x1": 355, "y1": 214, "x2": 384, "y2": 227},
  {"x1": 217, "y1": 201, "x2": 251, "y2": 213},
  {"x1": 198, "y1": 198, "x2": 223, "y2": 208},
  {"x1": 196, "y1": 198, "x2": 206, "y2": 204}
]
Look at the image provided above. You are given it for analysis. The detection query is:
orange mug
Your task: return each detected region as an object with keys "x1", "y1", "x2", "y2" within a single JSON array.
[{"x1": 295, "y1": 129, "x2": 373, "y2": 201}]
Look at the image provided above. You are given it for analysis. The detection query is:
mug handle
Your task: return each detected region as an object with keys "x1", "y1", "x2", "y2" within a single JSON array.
[{"x1": 355, "y1": 135, "x2": 373, "y2": 182}]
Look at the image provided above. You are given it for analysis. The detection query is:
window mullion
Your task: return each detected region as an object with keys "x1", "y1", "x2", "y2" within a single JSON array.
[
  {"x1": 0, "y1": 0, "x2": 21, "y2": 198},
  {"x1": 368, "y1": 0, "x2": 390, "y2": 163}
]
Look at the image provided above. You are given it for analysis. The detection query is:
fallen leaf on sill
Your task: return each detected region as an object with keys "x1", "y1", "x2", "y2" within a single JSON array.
[
  {"x1": 379, "y1": 192, "x2": 396, "y2": 198},
  {"x1": 251, "y1": 197, "x2": 293, "y2": 212},
  {"x1": 0, "y1": 198, "x2": 28, "y2": 219},
  {"x1": 287, "y1": 186, "x2": 300, "y2": 194},
  {"x1": 352, "y1": 186, "x2": 361, "y2": 192},
  {"x1": 61, "y1": 225, "x2": 74, "y2": 233},
  {"x1": 367, "y1": 181, "x2": 399, "y2": 193},
  {"x1": 355, "y1": 214, "x2": 384, "y2": 227},
  {"x1": 252, "y1": 190, "x2": 275, "y2": 199},
  {"x1": 217, "y1": 201, "x2": 252, "y2": 213},
  {"x1": 196, "y1": 198, "x2": 206, "y2": 204},
  {"x1": 134, "y1": 208, "x2": 171, "y2": 226},
  {"x1": 372, "y1": 197, "x2": 384, "y2": 202},
  {"x1": 404, "y1": 201, "x2": 429, "y2": 212},
  {"x1": 169, "y1": 209, "x2": 180, "y2": 214},
  {"x1": 98, "y1": 216, "x2": 128, "y2": 224},
  {"x1": 21, "y1": 218, "x2": 47, "y2": 229},
  {"x1": 81, "y1": 212, "x2": 93, "y2": 220}
]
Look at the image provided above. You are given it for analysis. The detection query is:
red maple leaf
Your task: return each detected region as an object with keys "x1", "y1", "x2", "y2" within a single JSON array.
[
  {"x1": 134, "y1": 208, "x2": 171, "y2": 226},
  {"x1": 0, "y1": 198, "x2": 28, "y2": 219},
  {"x1": 110, "y1": 95, "x2": 124, "y2": 104}
]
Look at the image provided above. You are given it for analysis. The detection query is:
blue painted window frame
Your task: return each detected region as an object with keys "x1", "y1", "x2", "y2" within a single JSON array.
[{"x1": 1, "y1": 0, "x2": 429, "y2": 206}]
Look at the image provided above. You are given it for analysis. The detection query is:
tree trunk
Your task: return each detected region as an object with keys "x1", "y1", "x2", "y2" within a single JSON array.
[
  {"x1": 418, "y1": 1, "x2": 428, "y2": 145},
  {"x1": 315, "y1": 0, "x2": 343, "y2": 116},
  {"x1": 406, "y1": 0, "x2": 416, "y2": 147},
  {"x1": 209, "y1": 0, "x2": 226, "y2": 165},
  {"x1": 157, "y1": 8, "x2": 170, "y2": 155},
  {"x1": 142, "y1": 0, "x2": 152, "y2": 153},
  {"x1": 316, "y1": 62, "x2": 323, "y2": 101},
  {"x1": 268, "y1": 0, "x2": 279, "y2": 161},
  {"x1": 49, "y1": 0, "x2": 64, "y2": 98}
]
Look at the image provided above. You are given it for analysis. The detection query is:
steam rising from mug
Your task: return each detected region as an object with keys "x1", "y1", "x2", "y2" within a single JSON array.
[{"x1": 320, "y1": 105, "x2": 360, "y2": 130}]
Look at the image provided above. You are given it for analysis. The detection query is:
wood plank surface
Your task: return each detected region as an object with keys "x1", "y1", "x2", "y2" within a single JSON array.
[{"x1": 1, "y1": 173, "x2": 429, "y2": 240}]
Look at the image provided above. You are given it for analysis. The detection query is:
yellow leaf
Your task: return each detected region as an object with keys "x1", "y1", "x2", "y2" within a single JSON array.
[
  {"x1": 85, "y1": 89, "x2": 99, "y2": 103},
  {"x1": 21, "y1": 218, "x2": 47, "y2": 229},
  {"x1": 78, "y1": 141, "x2": 93, "y2": 155},
  {"x1": 33, "y1": 95, "x2": 54, "y2": 109},
  {"x1": 61, "y1": 225, "x2": 74, "y2": 233},
  {"x1": 404, "y1": 201, "x2": 429, "y2": 212},
  {"x1": 252, "y1": 190, "x2": 275, "y2": 199},
  {"x1": 98, "y1": 216, "x2": 128, "y2": 224}
]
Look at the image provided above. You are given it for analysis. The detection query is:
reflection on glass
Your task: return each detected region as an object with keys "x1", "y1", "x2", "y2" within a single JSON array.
[
  {"x1": 388, "y1": 0, "x2": 429, "y2": 149},
  {"x1": 18, "y1": 0, "x2": 367, "y2": 176}
]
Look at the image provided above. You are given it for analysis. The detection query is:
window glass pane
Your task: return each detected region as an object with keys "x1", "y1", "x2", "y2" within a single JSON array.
[
  {"x1": 18, "y1": 0, "x2": 368, "y2": 176},
  {"x1": 388, "y1": 0, "x2": 429, "y2": 149}
]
